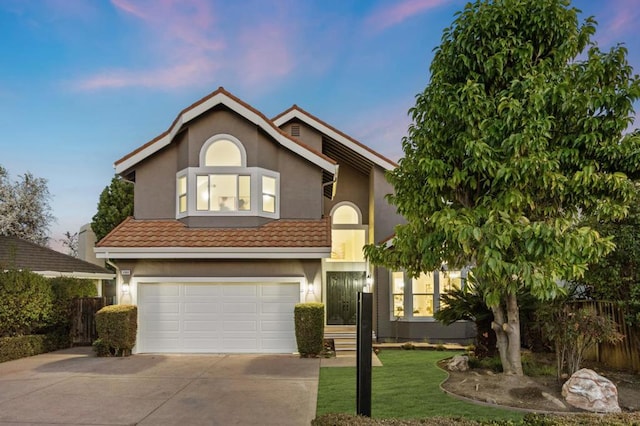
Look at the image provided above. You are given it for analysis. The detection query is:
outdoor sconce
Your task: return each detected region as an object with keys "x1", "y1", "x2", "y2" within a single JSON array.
[
  {"x1": 307, "y1": 282, "x2": 314, "y2": 294},
  {"x1": 121, "y1": 269, "x2": 131, "y2": 294},
  {"x1": 365, "y1": 275, "x2": 373, "y2": 292}
]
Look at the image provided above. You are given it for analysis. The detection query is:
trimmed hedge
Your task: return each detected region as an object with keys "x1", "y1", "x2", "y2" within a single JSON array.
[
  {"x1": 0, "y1": 332, "x2": 70, "y2": 363},
  {"x1": 0, "y1": 269, "x2": 53, "y2": 337},
  {"x1": 94, "y1": 304, "x2": 137, "y2": 356},
  {"x1": 312, "y1": 413, "x2": 640, "y2": 426},
  {"x1": 47, "y1": 277, "x2": 98, "y2": 334},
  {"x1": 294, "y1": 302, "x2": 324, "y2": 357}
]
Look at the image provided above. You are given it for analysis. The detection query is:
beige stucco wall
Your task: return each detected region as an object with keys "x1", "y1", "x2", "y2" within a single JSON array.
[{"x1": 325, "y1": 163, "x2": 370, "y2": 224}]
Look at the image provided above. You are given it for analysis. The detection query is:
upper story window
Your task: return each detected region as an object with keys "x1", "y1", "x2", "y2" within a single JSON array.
[
  {"x1": 329, "y1": 203, "x2": 366, "y2": 262},
  {"x1": 176, "y1": 134, "x2": 279, "y2": 219}
]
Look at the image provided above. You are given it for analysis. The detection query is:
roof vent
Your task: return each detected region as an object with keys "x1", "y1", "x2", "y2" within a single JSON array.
[{"x1": 291, "y1": 124, "x2": 300, "y2": 137}]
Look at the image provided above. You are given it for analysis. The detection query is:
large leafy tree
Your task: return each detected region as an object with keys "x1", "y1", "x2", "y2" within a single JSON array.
[
  {"x1": 91, "y1": 176, "x2": 134, "y2": 242},
  {"x1": 366, "y1": 0, "x2": 640, "y2": 375},
  {"x1": 0, "y1": 165, "x2": 54, "y2": 246}
]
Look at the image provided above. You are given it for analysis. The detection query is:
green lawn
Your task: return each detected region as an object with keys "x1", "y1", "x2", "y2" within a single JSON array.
[{"x1": 316, "y1": 350, "x2": 524, "y2": 421}]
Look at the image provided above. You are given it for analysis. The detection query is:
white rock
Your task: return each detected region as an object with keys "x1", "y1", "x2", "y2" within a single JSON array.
[
  {"x1": 447, "y1": 355, "x2": 469, "y2": 372},
  {"x1": 561, "y1": 368, "x2": 621, "y2": 413}
]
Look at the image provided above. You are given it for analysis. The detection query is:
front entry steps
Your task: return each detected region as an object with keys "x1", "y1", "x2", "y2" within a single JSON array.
[{"x1": 324, "y1": 326, "x2": 376, "y2": 352}]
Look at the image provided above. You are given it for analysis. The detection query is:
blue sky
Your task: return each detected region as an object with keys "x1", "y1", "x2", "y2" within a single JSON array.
[{"x1": 0, "y1": 0, "x2": 638, "y2": 252}]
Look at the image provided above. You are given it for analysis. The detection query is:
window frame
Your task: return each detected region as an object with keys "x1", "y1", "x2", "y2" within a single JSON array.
[
  {"x1": 389, "y1": 269, "x2": 466, "y2": 322},
  {"x1": 175, "y1": 134, "x2": 280, "y2": 219},
  {"x1": 176, "y1": 167, "x2": 280, "y2": 219}
]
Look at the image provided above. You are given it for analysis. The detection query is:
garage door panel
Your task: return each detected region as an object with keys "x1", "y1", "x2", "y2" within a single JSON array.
[
  {"x1": 184, "y1": 285, "x2": 223, "y2": 297},
  {"x1": 224, "y1": 320, "x2": 257, "y2": 331},
  {"x1": 184, "y1": 302, "x2": 222, "y2": 313},
  {"x1": 138, "y1": 282, "x2": 299, "y2": 353},
  {"x1": 142, "y1": 283, "x2": 180, "y2": 297},
  {"x1": 223, "y1": 302, "x2": 257, "y2": 314},
  {"x1": 261, "y1": 284, "x2": 299, "y2": 298},
  {"x1": 223, "y1": 285, "x2": 257, "y2": 297},
  {"x1": 183, "y1": 320, "x2": 220, "y2": 332}
]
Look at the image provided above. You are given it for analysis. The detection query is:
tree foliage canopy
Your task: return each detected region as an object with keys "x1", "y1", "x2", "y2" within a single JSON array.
[
  {"x1": 365, "y1": 0, "x2": 640, "y2": 374},
  {"x1": 0, "y1": 166, "x2": 54, "y2": 246},
  {"x1": 91, "y1": 176, "x2": 134, "y2": 242}
]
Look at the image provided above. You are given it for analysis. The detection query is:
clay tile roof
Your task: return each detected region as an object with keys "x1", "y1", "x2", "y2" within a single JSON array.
[{"x1": 97, "y1": 217, "x2": 331, "y2": 248}]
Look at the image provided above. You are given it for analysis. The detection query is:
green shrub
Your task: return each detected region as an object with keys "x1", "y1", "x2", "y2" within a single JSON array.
[
  {"x1": 311, "y1": 413, "x2": 640, "y2": 426},
  {"x1": 294, "y1": 303, "x2": 324, "y2": 357},
  {"x1": 47, "y1": 277, "x2": 98, "y2": 333},
  {"x1": 95, "y1": 304, "x2": 137, "y2": 356},
  {"x1": 0, "y1": 269, "x2": 53, "y2": 337},
  {"x1": 0, "y1": 332, "x2": 70, "y2": 363},
  {"x1": 522, "y1": 412, "x2": 640, "y2": 425}
]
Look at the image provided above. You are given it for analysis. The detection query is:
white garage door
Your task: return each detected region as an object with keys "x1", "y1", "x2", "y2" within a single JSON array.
[{"x1": 137, "y1": 282, "x2": 300, "y2": 353}]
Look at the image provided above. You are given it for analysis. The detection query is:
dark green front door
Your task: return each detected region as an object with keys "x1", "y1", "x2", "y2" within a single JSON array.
[{"x1": 326, "y1": 271, "x2": 366, "y2": 325}]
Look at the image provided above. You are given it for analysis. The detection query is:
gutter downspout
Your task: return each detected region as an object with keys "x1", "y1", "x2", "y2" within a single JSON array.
[{"x1": 321, "y1": 165, "x2": 339, "y2": 216}]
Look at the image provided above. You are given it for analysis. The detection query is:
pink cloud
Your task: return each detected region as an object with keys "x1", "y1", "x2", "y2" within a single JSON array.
[
  {"x1": 590, "y1": 0, "x2": 640, "y2": 46},
  {"x1": 237, "y1": 23, "x2": 295, "y2": 86},
  {"x1": 75, "y1": 57, "x2": 221, "y2": 91},
  {"x1": 75, "y1": 0, "x2": 299, "y2": 91},
  {"x1": 366, "y1": 0, "x2": 451, "y2": 31}
]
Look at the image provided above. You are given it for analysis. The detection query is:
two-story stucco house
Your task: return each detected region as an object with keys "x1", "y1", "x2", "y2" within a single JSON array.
[{"x1": 95, "y1": 88, "x2": 474, "y2": 354}]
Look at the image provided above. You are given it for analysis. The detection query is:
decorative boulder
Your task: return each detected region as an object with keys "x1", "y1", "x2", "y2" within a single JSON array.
[
  {"x1": 561, "y1": 368, "x2": 621, "y2": 413},
  {"x1": 447, "y1": 355, "x2": 469, "y2": 372}
]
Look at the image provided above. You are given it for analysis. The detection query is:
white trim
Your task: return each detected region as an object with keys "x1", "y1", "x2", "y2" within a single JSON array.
[
  {"x1": 273, "y1": 109, "x2": 397, "y2": 171},
  {"x1": 134, "y1": 276, "x2": 305, "y2": 284},
  {"x1": 199, "y1": 133, "x2": 247, "y2": 167},
  {"x1": 115, "y1": 92, "x2": 337, "y2": 175},
  {"x1": 330, "y1": 201, "x2": 363, "y2": 225},
  {"x1": 95, "y1": 246, "x2": 331, "y2": 259},
  {"x1": 22, "y1": 270, "x2": 114, "y2": 280}
]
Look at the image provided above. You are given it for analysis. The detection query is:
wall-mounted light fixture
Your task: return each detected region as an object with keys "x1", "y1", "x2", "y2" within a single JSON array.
[
  {"x1": 121, "y1": 269, "x2": 131, "y2": 294},
  {"x1": 365, "y1": 275, "x2": 373, "y2": 292},
  {"x1": 307, "y1": 282, "x2": 314, "y2": 294}
]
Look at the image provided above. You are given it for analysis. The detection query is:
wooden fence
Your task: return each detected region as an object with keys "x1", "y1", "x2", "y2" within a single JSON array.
[
  {"x1": 71, "y1": 297, "x2": 106, "y2": 346},
  {"x1": 572, "y1": 300, "x2": 640, "y2": 372}
]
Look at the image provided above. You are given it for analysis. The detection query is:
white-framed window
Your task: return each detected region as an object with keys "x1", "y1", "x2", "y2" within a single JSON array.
[
  {"x1": 176, "y1": 134, "x2": 279, "y2": 219},
  {"x1": 329, "y1": 202, "x2": 366, "y2": 262},
  {"x1": 177, "y1": 174, "x2": 187, "y2": 214},
  {"x1": 390, "y1": 270, "x2": 464, "y2": 320}
]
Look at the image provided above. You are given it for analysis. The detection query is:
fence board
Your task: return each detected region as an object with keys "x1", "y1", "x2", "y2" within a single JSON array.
[
  {"x1": 573, "y1": 301, "x2": 640, "y2": 372},
  {"x1": 71, "y1": 297, "x2": 106, "y2": 346}
]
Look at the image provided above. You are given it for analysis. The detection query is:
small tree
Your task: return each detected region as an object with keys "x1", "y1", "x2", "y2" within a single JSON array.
[
  {"x1": 366, "y1": 0, "x2": 640, "y2": 375},
  {"x1": 542, "y1": 304, "x2": 624, "y2": 379},
  {"x1": 91, "y1": 176, "x2": 134, "y2": 242},
  {"x1": 60, "y1": 231, "x2": 78, "y2": 258},
  {"x1": 0, "y1": 166, "x2": 54, "y2": 246}
]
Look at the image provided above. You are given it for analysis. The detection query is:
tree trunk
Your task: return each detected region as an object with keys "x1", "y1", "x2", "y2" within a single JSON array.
[
  {"x1": 491, "y1": 304, "x2": 510, "y2": 372},
  {"x1": 505, "y1": 292, "x2": 523, "y2": 375},
  {"x1": 491, "y1": 293, "x2": 523, "y2": 375}
]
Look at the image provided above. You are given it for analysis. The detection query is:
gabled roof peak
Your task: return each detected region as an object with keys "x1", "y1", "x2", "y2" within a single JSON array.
[
  {"x1": 272, "y1": 104, "x2": 398, "y2": 171},
  {"x1": 114, "y1": 88, "x2": 337, "y2": 175}
]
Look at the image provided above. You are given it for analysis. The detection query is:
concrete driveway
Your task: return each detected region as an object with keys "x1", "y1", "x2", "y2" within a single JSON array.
[{"x1": 0, "y1": 347, "x2": 320, "y2": 425}]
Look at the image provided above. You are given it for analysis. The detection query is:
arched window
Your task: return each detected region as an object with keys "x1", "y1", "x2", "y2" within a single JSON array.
[
  {"x1": 199, "y1": 134, "x2": 247, "y2": 167},
  {"x1": 332, "y1": 204, "x2": 360, "y2": 225},
  {"x1": 329, "y1": 202, "x2": 365, "y2": 262},
  {"x1": 176, "y1": 134, "x2": 278, "y2": 218}
]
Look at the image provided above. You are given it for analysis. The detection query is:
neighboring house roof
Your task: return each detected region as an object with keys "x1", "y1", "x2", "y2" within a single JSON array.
[
  {"x1": 114, "y1": 87, "x2": 338, "y2": 176},
  {"x1": 272, "y1": 105, "x2": 398, "y2": 171},
  {"x1": 94, "y1": 217, "x2": 331, "y2": 259},
  {"x1": 0, "y1": 236, "x2": 114, "y2": 279}
]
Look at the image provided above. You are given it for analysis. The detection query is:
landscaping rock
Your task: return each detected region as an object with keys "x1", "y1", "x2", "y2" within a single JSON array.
[
  {"x1": 447, "y1": 355, "x2": 469, "y2": 372},
  {"x1": 561, "y1": 368, "x2": 621, "y2": 413}
]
